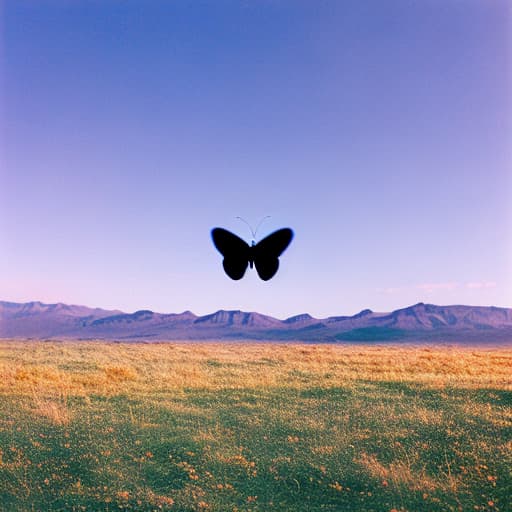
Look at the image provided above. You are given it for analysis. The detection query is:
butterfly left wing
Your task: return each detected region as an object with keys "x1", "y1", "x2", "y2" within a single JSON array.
[
  {"x1": 211, "y1": 228, "x2": 250, "y2": 280},
  {"x1": 253, "y1": 228, "x2": 293, "y2": 281}
]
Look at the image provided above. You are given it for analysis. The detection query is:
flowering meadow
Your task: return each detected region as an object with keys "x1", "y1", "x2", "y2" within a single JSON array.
[{"x1": 0, "y1": 341, "x2": 510, "y2": 511}]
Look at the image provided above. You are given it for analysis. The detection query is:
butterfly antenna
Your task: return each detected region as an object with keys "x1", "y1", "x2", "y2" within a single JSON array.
[
  {"x1": 236, "y1": 216, "x2": 271, "y2": 241},
  {"x1": 253, "y1": 216, "x2": 271, "y2": 238},
  {"x1": 236, "y1": 217, "x2": 257, "y2": 239}
]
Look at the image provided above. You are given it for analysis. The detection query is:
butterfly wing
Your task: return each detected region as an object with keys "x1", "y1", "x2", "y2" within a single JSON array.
[
  {"x1": 253, "y1": 228, "x2": 293, "y2": 281},
  {"x1": 211, "y1": 228, "x2": 250, "y2": 280}
]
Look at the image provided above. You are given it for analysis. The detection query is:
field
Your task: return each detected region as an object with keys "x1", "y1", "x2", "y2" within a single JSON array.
[{"x1": 0, "y1": 341, "x2": 510, "y2": 512}]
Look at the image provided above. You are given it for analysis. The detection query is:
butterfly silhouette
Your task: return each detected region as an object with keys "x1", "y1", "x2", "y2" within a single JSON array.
[{"x1": 211, "y1": 227, "x2": 294, "y2": 281}]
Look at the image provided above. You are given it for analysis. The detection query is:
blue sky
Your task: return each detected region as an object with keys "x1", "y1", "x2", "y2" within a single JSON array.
[{"x1": 1, "y1": 0, "x2": 511, "y2": 318}]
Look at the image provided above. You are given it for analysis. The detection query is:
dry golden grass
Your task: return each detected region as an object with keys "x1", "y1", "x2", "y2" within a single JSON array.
[
  {"x1": 358, "y1": 452, "x2": 439, "y2": 492},
  {"x1": 0, "y1": 340, "x2": 510, "y2": 511},
  {"x1": 1, "y1": 341, "x2": 511, "y2": 399},
  {"x1": 32, "y1": 395, "x2": 71, "y2": 426}
]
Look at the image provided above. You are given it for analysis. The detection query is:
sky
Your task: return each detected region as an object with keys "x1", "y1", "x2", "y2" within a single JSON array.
[{"x1": 1, "y1": 0, "x2": 511, "y2": 319}]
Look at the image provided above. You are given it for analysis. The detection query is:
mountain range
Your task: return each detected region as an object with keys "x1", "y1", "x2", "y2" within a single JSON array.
[{"x1": 1, "y1": 300, "x2": 512, "y2": 344}]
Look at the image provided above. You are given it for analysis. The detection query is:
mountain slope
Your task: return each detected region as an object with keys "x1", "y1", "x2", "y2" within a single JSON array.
[{"x1": 1, "y1": 300, "x2": 511, "y2": 343}]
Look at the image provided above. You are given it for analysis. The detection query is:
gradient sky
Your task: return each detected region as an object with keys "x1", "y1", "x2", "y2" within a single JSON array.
[{"x1": 1, "y1": 0, "x2": 511, "y2": 319}]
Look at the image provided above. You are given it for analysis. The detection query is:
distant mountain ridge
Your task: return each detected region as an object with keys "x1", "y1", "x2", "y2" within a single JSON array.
[{"x1": 1, "y1": 300, "x2": 511, "y2": 343}]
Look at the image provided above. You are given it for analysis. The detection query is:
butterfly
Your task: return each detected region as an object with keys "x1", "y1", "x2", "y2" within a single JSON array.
[{"x1": 211, "y1": 227, "x2": 294, "y2": 281}]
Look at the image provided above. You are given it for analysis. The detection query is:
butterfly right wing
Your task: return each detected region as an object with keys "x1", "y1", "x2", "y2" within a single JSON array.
[
  {"x1": 211, "y1": 228, "x2": 250, "y2": 280},
  {"x1": 253, "y1": 228, "x2": 293, "y2": 281}
]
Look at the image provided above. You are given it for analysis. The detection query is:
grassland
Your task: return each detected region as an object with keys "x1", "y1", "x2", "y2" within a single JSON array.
[{"x1": 0, "y1": 341, "x2": 510, "y2": 512}]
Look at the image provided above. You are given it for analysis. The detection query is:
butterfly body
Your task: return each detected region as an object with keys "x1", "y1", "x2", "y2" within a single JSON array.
[{"x1": 211, "y1": 227, "x2": 293, "y2": 281}]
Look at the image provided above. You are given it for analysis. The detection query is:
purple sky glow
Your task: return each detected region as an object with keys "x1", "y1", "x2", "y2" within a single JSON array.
[{"x1": 1, "y1": 0, "x2": 511, "y2": 318}]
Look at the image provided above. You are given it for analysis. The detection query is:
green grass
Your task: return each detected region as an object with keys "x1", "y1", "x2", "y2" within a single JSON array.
[{"x1": 0, "y1": 341, "x2": 510, "y2": 511}]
